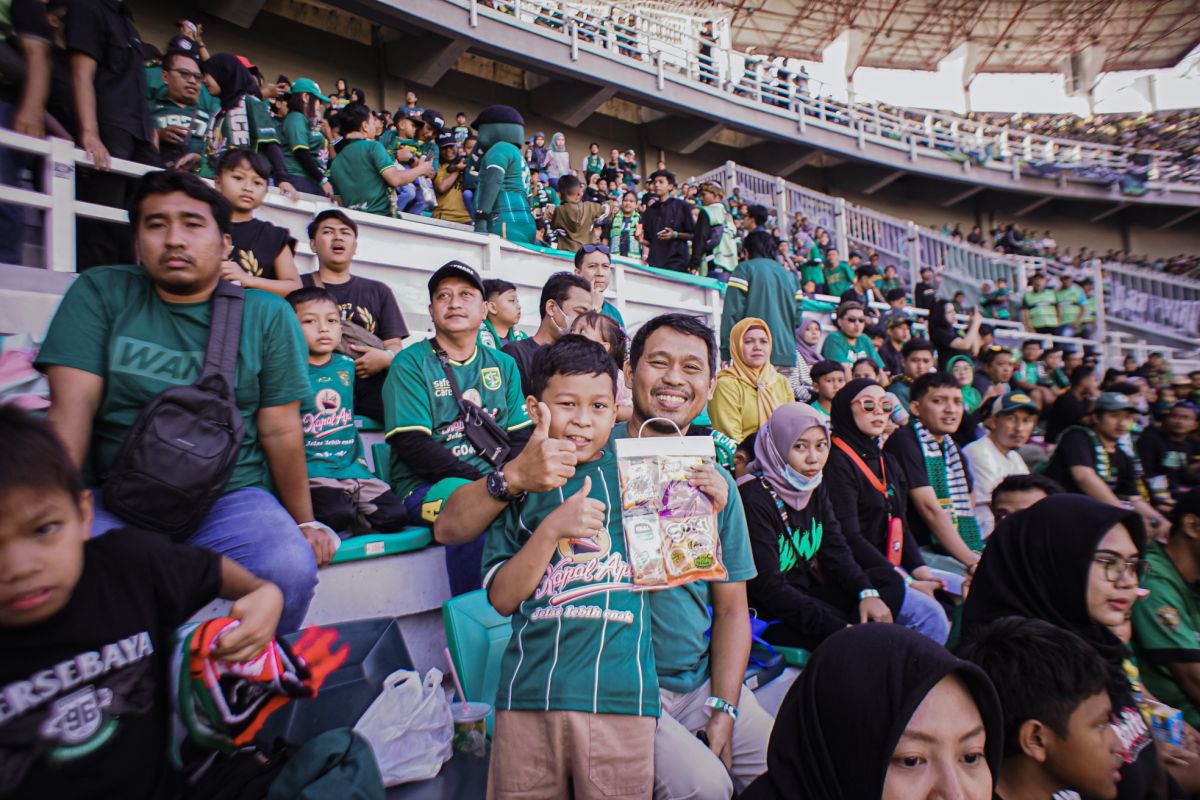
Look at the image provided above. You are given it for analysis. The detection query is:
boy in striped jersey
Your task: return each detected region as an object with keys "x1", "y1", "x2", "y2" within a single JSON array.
[{"x1": 482, "y1": 336, "x2": 658, "y2": 799}]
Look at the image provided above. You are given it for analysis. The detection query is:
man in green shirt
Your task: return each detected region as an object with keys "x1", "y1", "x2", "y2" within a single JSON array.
[
  {"x1": 1056, "y1": 273, "x2": 1087, "y2": 337},
  {"x1": 721, "y1": 230, "x2": 803, "y2": 377},
  {"x1": 820, "y1": 301, "x2": 885, "y2": 371},
  {"x1": 147, "y1": 51, "x2": 219, "y2": 173},
  {"x1": 1078, "y1": 277, "x2": 1099, "y2": 340},
  {"x1": 581, "y1": 141, "x2": 605, "y2": 178},
  {"x1": 822, "y1": 248, "x2": 854, "y2": 297},
  {"x1": 330, "y1": 105, "x2": 432, "y2": 217},
  {"x1": 1132, "y1": 492, "x2": 1200, "y2": 728},
  {"x1": 34, "y1": 170, "x2": 320, "y2": 631},
  {"x1": 1022, "y1": 271, "x2": 1060, "y2": 336}
]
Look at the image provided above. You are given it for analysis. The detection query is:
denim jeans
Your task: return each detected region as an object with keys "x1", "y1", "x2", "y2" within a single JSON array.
[
  {"x1": 395, "y1": 182, "x2": 426, "y2": 216},
  {"x1": 896, "y1": 584, "x2": 951, "y2": 645},
  {"x1": 91, "y1": 486, "x2": 318, "y2": 632}
]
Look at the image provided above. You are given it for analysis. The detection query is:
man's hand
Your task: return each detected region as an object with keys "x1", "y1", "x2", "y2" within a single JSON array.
[
  {"x1": 80, "y1": 131, "x2": 110, "y2": 171},
  {"x1": 211, "y1": 583, "x2": 284, "y2": 662},
  {"x1": 705, "y1": 711, "x2": 734, "y2": 771},
  {"x1": 534, "y1": 476, "x2": 604, "y2": 543},
  {"x1": 859, "y1": 596, "x2": 892, "y2": 624},
  {"x1": 688, "y1": 464, "x2": 729, "y2": 512},
  {"x1": 656, "y1": 227, "x2": 676, "y2": 240},
  {"x1": 173, "y1": 153, "x2": 201, "y2": 172},
  {"x1": 220, "y1": 259, "x2": 254, "y2": 286},
  {"x1": 321, "y1": 181, "x2": 335, "y2": 200},
  {"x1": 351, "y1": 345, "x2": 394, "y2": 378},
  {"x1": 278, "y1": 182, "x2": 300, "y2": 202},
  {"x1": 301, "y1": 524, "x2": 337, "y2": 566},
  {"x1": 504, "y1": 402, "x2": 578, "y2": 494},
  {"x1": 414, "y1": 160, "x2": 435, "y2": 178},
  {"x1": 159, "y1": 124, "x2": 189, "y2": 146}
]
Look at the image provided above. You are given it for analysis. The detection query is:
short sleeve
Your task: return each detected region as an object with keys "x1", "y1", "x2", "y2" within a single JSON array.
[
  {"x1": 249, "y1": 98, "x2": 280, "y2": 145},
  {"x1": 884, "y1": 426, "x2": 930, "y2": 490},
  {"x1": 820, "y1": 334, "x2": 846, "y2": 364},
  {"x1": 372, "y1": 283, "x2": 409, "y2": 341},
  {"x1": 480, "y1": 504, "x2": 523, "y2": 588},
  {"x1": 717, "y1": 470, "x2": 756, "y2": 582},
  {"x1": 370, "y1": 141, "x2": 395, "y2": 175},
  {"x1": 384, "y1": 350, "x2": 434, "y2": 437},
  {"x1": 259, "y1": 304, "x2": 311, "y2": 407},
  {"x1": 1057, "y1": 429, "x2": 1096, "y2": 470},
  {"x1": 64, "y1": 1, "x2": 105, "y2": 60},
  {"x1": 283, "y1": 113, "x2": 310, "y2": 150},
  {"x1": 501, "y1": 355, "x2": 533, "y2": 432},
  {"x1": 35, "y1": 272, "x2": 112, "y2": 376},
  {"x1": 1133, "y1": 579, "x2": 1200, "y2": 662}
]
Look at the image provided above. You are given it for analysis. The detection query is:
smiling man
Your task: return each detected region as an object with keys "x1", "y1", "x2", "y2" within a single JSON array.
[
  {"x1": 35, "y1": 170, "x2": 319, "y2": 631},
  {"x1": 964, "y1": 392, "x2": 1037, "y2": 538}
]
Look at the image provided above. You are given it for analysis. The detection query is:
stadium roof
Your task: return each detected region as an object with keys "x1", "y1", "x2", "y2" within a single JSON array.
[{"x1": 689, "y1": 0, "x2": 1200, "y2": 74}]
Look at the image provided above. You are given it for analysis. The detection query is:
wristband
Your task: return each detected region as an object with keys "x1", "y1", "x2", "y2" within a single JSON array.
[
  {"x1": 858, "y1": 588, "x2": 882, "y2": 601},
  {"x1": 902, "y1": 573, "x2": 914, "y2": 586},
  {"x1": 704, "y1": 696, "x2": 739, "y2": 720}
]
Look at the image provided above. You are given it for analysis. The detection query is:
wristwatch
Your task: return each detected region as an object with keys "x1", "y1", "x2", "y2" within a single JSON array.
[{"x1": 486, "y1": 469, "x2": 524, "y2": 503}]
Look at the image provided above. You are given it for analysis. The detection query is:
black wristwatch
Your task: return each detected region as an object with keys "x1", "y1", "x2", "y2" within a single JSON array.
[{"x1": 486, "y1": 469, "x2": 524, "y2": 503}]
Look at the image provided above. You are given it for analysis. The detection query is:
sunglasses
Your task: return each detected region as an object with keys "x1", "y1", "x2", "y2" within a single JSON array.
[
  {"x1": 852, "y1": 398, "x2": 895, "y2": 414},
  {"x1": 579, "y1": 244, "x2": 610, "y2": 255}
]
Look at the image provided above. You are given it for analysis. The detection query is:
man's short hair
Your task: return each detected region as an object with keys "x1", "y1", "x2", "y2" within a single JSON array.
[
  {"x1": 901, "y1": 338, "x2": 935, "y2": 359},
  {"x1": 215, "y1": 148, "x2": 271, "y2": 181},
  {"x1": 557, "y1": 173, "x2": 582, "y2": 196},
  {"x1": 864, "y1": 324, "x2": 885, "y2": 341},
  {"x1": 957, "y1": 616, "x2": 1110, "y2": 759},
  {"x1": 163, "y1": 51, "x2": 200, "y2": 72},
  {"x1": 285, "y1": 286, "x2": 337, "y2": 310},
  {"x1": 648, "y1": 169, "x2": 677, "y2": 187},
  {"x1": 1171, "y1": 490, "x2": 1200, "y2": 539},
  {"x1": 911, "y1": 371, "x2": 960, "y2": 403},
  {"x1": 1069, "y1": 365, "x2": 1095, "y2": 388},
  {"x1": 992, "y1": 473, "x2": 1063, "y2": 503},
  {"x1": 884, "y1": 288, "x2": 906, "y2": 302},
  {"x1": 854, "y1": 264, "x2": 878, "y2": 279},
  {"x1": 0, "y1": 404, "x2": 86, "y2": 501},
  {"x1": 483, "y1": 278, "x2": 517, "y2": 299},
  {"x1": 629, "y1": 313, "x2": 716, "y2": 376},
  {"x1": 746, "y1": 205, "x2": 768, "y2": 226},
  {"x1": 573, "y1": 245, "x2": 611, "y2": 270},
  {"x1": 978, "y1": 346, "x2": 1010, "y2": 367},
  {"x1": 529, "y1": 334, "x2": 618, "y2": 399},
  {"x1": 1021, "y1": 339, "x2": 1043, "y2": 350},
  {"x1": 130, "y1": 169, "x2": 232, "y2": 236},
  {"x1": 538, "y1": 272, "x2": 591, "y2": 319},
  {"x1": 307, "y1": 209, "x2": 358, "y2": 240},
  {"x1": 810, "y1": 359, "x2": 844, "y2": 383}
]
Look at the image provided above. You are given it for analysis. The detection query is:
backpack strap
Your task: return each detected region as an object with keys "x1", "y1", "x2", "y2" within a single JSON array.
[{"x1": 200, "y1": 280, "x2": 245, "y2": 387}]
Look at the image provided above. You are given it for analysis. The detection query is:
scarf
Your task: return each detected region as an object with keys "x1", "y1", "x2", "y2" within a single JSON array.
[
  {"x1": 741, "y1": 625, "x2": 1003, "y2": 800},
  {"x1": 947, "y1": 354, "x2": 983, "y2": 413},
  {"x1": 1064, "y1": 424, "x2": 1115, "y2": 485},
  {"x1": 739, "y1": 402, "x2": 829, "y2": 511},
  {"x1": 913, "y1": 419, "x2": 982, "y2": 553},
  {"x1": 550, "y1": 132, "x2": 567, "y2": 152},
  {"x1": 610, "y1": 208, "x2": 641, "y2": 256},
  {"x1": 961, "y1": 493, "x2": 1146, "y2": 667},
  {"x1": 717, "y1": 318, "x2": 785, "y2": 430},
  {"x1": 204, "y1": 53, "x2": 260, "y2": 112}
]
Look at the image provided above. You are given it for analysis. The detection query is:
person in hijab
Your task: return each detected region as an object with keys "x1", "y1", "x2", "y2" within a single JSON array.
[
  {"x1": 738, "y1": 403, "x2": 913, "y2": 650},
  {"x1": 825, "y1": 378, "x2": 951, "y2": 643},
  {"x1": 709, "y1": 318, "x2": 793, "y2": 442},
  {"x1": 961, "y1": 494, "x2": 1189, "y2": 800},
  {"x1": 742, "y1": 624, "x2": 1003, "y2": 800},
  {"x1": 201, "y1": 54, "x2": 296, "y2": 199},
  {"x1": 929, "y1": 299, "x2": 983, "y2": 372},
  {"x1": 948, "y1": 354, "x2": 984, "y2": 414},
  {"x1": 790, "y1": 317, "x2": 823, "y2": 402},
  {"x1": 546, "y1": 132, "x2": 570, "y2": 186}
]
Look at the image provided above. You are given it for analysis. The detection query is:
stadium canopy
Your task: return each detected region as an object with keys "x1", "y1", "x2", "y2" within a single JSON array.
[{"x1": 680, "y1": 0, "x2": 1200, "y2": 76}]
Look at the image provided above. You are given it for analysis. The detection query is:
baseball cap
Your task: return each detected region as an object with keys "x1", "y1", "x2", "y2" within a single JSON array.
[
  {"x1": 164, "y1": 36, "x2": 200, "y2": 64},
  {"x1": 435, "y1": 132, "x2": 457, "y2": 149},
  {"x1": 421, "y1": 109, "x2": 446, "y2": 133},
  {"x1": 989, "y1": 391, "x2": 1038, "y2": 417},
  {"x1": 289, "y1": 77, "x2": 331, "y2": 103},
  {"x1": 428, "y1": 260, "x2": 484, "y2": 297},
  {"x1": 1094, "y1": 392, "x2": 1135, "y2": 413},
  {"x1": 884, "y1": 311, "x2": 912, "y2": 329}
]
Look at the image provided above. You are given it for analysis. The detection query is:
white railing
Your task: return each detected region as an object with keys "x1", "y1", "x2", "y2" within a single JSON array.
[{"x1": 1102, "y1": 261, "x2": 1200, "y2": 341}]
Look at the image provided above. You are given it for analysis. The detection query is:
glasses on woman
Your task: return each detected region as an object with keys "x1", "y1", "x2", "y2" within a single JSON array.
[
  {"x1": 1093, "y1": 553, "x2": 1148, "y2": 584},
  {"x1": 852, "y1": 398, "x2": 895, "y2": 414}
]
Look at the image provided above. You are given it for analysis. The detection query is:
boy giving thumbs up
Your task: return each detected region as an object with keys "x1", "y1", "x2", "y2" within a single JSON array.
[{"x1": 481, "y1": 335, "x2": 660, "y2": 800}]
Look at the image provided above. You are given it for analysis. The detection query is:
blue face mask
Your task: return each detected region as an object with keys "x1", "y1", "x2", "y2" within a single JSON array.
[{"x1": 784, "y1": 464, "x2": 823, "y2": 492}]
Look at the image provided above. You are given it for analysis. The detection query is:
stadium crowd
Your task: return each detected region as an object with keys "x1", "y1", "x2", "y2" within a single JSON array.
[{"x1": 6, "y1": 4, "x2": 1200, "y2": 800}]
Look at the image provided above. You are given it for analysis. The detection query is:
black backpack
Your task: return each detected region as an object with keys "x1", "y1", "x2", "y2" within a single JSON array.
[{"x1": 102, "y1": 280, "x2": 247, "y2": 541}]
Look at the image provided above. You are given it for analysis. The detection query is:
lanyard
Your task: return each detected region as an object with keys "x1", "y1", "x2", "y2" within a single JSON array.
[{"x1": 832, "y1": 436, "x2": 888, "y2": 496}]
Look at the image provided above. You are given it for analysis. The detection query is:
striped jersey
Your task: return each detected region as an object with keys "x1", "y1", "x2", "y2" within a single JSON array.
[{"x1": 482, "y1": 447, "x2": 660, "y2": 717}]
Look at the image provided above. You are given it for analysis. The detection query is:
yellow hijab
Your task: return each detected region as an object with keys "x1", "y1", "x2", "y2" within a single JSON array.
[{"x1": 718, "y1": 317, "x2": 785, "y2": 428}]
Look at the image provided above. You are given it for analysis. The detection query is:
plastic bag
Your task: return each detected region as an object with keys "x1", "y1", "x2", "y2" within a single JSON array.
[{"x1": 353, "y1": 668, "x2": 452, "y2": 786}]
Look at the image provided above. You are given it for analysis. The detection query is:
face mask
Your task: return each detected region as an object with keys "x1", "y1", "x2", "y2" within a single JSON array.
[
  {"x1": 551, "y1": 304, "x2": 574, "y2": 337},
  {"x1": 784, "y1": 464, "x2": 823, "y2": 492}
]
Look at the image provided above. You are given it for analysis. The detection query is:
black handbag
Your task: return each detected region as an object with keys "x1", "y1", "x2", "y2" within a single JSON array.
[{"x1": 434, "y1": 345, "x2": 511, "y2": 468}]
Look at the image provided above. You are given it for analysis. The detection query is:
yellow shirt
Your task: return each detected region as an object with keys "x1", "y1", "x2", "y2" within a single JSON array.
[
  {"x1": 708, "y1": 373, "x2": 793, "y2": 442},
  {"x1": 432, "y1": 164, "x2": 471, "y2": 225}
]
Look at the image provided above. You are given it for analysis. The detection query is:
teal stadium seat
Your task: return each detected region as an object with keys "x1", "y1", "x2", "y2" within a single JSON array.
[
  {"x1": 442, "y1": 590, "x2": 513, "y2": 734},
  {"x1": 371, "y1": 442, "x2": 391, "y2": 483},
  {"x1": 774, "y1": 645, "x2": 811, "y2": 668},
  {"x1": 354, "y1": 415, "x2": 384, "y2": 432}
]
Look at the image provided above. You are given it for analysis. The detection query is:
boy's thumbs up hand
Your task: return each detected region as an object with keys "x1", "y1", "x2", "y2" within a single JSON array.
[
  {"x1": 503, "y1": 402, "x2": 578, "y2": 495},
  {"x1": 536, "y1": 475, "x2": 607, "y2": 543}
]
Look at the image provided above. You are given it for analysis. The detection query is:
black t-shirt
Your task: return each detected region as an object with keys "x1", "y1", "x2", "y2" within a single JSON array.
[
  {"x1": 64, "y1": 0, "x2": 153, "y2": 144},
  {"x1": 914, "y1": 281, "x2": 937, "y2": 311},
  {"x1": 884, "y1": 424, "x2": 974, "y2": 549},
  {"x1": 1044, "y1": 427, "x2": 1138, "y2": 497},
  {"x1": 879, "y1": 340, "x2": 902, "y2": 377},
  {"x1": 929, "y1": 326, "x2": 962, "y2": 371},
  {"x1": 0, "y1": 528, "x2": 220, "y2": 800},
  {"x1": 300, "y1": 273, "x2": 409, "y2": 422},
  {"x1": 230, "y1": 219, "x2": 296, "y2": 281},
  {"x1": 641, "y1": 198, "x2": 694, "y2": 272},
  {"x1": 1138, "y1": 426, "x2": 1200, "y2": 496},
  {"x1": 501, "y1": 337, "x2": 545, "y2": 398},
  {"x1": 1046, "y1": 392, "x2": 1092, "y2": 444},
  {"x1": 825, "y1": 443, "x2": 925, "y2": 573}
]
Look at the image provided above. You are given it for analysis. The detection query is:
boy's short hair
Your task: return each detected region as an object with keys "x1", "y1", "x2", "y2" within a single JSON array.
[
  {"x1": 539, "y1": 272, "x2": 592, "y2": 319},
  {"x1": 483, "y1": 278, "x2": 517, "y2": 299},
  {"x1": 215, "y1": 148, "x2": 270, "y2": 180},
  {"x1": 529, "y1": 334, "x2": 618, "y2": 400},
  {"x1": 1069, "y1": 365, "x2": 1095, "y2": 388},
  {"x1": 557, "y1": 174, "x2": 582, "y2": 196},
  {"x1": 648, "y1": 169, "x2": 677, "y2": 187},
  {"x1": 285, "y1": 286, "x2": 338, "y2": 310},
  {"x1": 854, "y1": 264, "x2": 878, "y2": 279},
  {"x1": 0, "y1": 404, "x2": 85, "y2": 500},
  {"x1": 992, "y1": 473, "x2": 1063, "y2": 503},
  {"x1": 1021, "y1": 339, "x2": 1043, "y2": 351},
  {"x1": 978, "y1": 346, "x2": 1010, "y2": 366},
  {"x1": 901, "y1": 338, "x2": 935, "y2": 359},
  {"x1": 864, "y1": 324, "x2": 885, "y2": 341},
  {"x1": 307, "y1": 209, "x2": 358, "y2": 240},
  {"x1": 629, "y1": 313, "x2": 717, "y2": 376},
  {"x1": 810, "y1": 359, "x2": 844, "y2": 382},
  {"x1": 957, "y1": 616, "x2": 1110, "y2": 758},
  {"x1": 911, "y1": 371, "x2": 960, "y2": 403},
  {"x1": 885, "y1": 288, "x2": 907, "y2": 302},
  {"x1": 130, "y1": 170, "x2": 232, "y2": 236},
  {"x1": 735, "y1": 431, "x2": 757, "y2": 458}
]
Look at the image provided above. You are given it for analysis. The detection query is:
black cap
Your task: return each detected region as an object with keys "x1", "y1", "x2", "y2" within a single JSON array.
[
  {"x1": 164, "y1": 36, "x2": 200, "y2": 64},
  {"x1": 428, "y1": 260, "x2": 485, "y2": 297},
  {"x1": 421, "y1": 109, "x2": 446, "y2": 133},
  {"x1": 472, "y1": 105, "x2": 525, "y2": 129},
  {"x1": 435, "y1": 132, "x2": 457, "y2": 149}
]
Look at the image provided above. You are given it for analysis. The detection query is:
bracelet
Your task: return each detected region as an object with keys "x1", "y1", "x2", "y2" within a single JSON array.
[
  {"x1": 902, "y1": 573, "x2": 914, "y2": 586},
  {"x1": 704, "y1": 696, "x2": 739, "y2": 720},
  {"x1": 858, "y1": 588, "x2": 882, "y2": 601}
]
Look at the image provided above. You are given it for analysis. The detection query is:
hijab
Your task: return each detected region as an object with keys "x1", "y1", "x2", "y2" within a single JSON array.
[
  {"x1": 830, "y1": 378, "x2": 883, "y2": 463},
  {"x1": 947, "y1": 354, "x2": 983, "y2": 413},
  {"x1": 718, "y1": 318, "x2": 785, "y2": 429},
  {"x1": 550, "y1": 132, "x2": 567, "y2": 152},
  {"x1": 740, "y1": 403, "x2": 829, "y2": 511},
  {"x1": 962, "y1": 494, "x2": 1146, "y2": 665},
  {"x1": 794, "y1": 318, "x2": 822, "y2": 367},
  {"x1": 742, "y1": 624, "x2": 1003, "y2": 800},
  {"x1": 204, "y1": 53, "x2": 261, "y2": 112}
]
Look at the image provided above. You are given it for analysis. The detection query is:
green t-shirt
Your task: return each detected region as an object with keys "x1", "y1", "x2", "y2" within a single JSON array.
[
  {"x1": 584, "y1": 154, "x2": 604, "y2": 175},
  {"x1": 330, "y1": 139, "x2": 396, "y2": 217},
  {"x1": 281, "y1": 110, "x2": 328, "y2": 180},
  {"x1": 302, "y1": 354, "x2": 373, "y2": 481},
  {"x1": 824, "y1": 261, "x2": 854, "y2": 296},
  {"x1": 35, "y1": 266, "x2": 310, "y2": 492},
  {"x1": 147, "y1": 92, "x2": 220, "y2": 170},
  {"x1": 205, "y1": 95, "x2": 280, "y2": 179},
  {"x1": 610, "y1": 422, "x2": 757, "y2": 694},
  {"x1": 1023, "y1": 288, "x2": 1059, "y2": 330},
  {"x1": 1056, "y1": 285, "x2": 1086, "y2": 326},
  {"x1": 820, "y1": 331, "x2": 884, "y2": 369},
  {"x1": 1081, "y1": 293, "x2": 1097, "y2": 324},
  {"x1": 1132, "y1": 541, "x2": 1200, "y2": 728},
  {"x1": 481, "y1": 448, "x2": 660, "y2": 717},
  {"x1": 382, "y1": 340, "x2": 532, "y2": 500}
]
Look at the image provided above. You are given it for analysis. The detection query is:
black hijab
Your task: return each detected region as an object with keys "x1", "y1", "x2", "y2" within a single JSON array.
[
  {"x1": 204, "y1": 53, "x2": 260, "y2": 112},
  {"x1": 961, "y1": 494, "x2": 1146, "y2": 665},
  {"x1": 830, "y1": 377, "x2": 883, "y2": 462},
  {"x1": 742, "y1": 625, "x2": 1003, "y2": 800}
]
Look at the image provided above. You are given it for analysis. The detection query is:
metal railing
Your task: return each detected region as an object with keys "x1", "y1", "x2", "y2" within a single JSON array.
[{"x1": 1102, "y1": 261, "x2": 1200, "y2": 341}]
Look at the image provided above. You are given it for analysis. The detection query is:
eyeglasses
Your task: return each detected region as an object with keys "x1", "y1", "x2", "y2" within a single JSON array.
[
  {"x1": 579, "y1": 244, "x2": 610, "y2": 255},
  {"x1": 1092, "y1": 554, "x2": 1148, "y2": 584},
  {"x1": 842, "y1": 316, "x2": 866, "y2": 325},
  {"x1": 852, "y1": 398, "x2": 895, "y2": 414},
  {"x1": 167, "y1": 68, "x2": 204, "y2": 83}
]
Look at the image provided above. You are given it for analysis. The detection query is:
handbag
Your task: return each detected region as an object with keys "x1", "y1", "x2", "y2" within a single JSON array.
[{"x1": 435, "y1": 345, "x2": 511, "y2": 468}]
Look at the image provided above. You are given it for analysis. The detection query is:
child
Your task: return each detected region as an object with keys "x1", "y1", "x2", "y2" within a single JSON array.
[
  {"x1": 480, "y1": 278, "x2": 528, "y2": 350},
  {"x1": 884, "y1": 287, "x2": 907, "y2": 313},
  {"x1": 482, "y1": 336, "x2": 658, "y2": 799},
  {"x1": 808, "y1": 359, "x2": 846, "y2": 417},
  {"x1": 0, "y1": 405, "x2": 283, "y2": 799},
  {"x1": 452, "y1": 112, "x2": 470, "y2": 145},
  {"x1": 289, "y1": 287, "x2": 409, "y2": 534},
  {"x1": 552, "y1": 174, "x2": 610, "y2": 253},
  {"x1": 571, "y1": 310, "x2": 633, "y2": 422},
  {"x1": 213, "y1": 149, "x2": 303, "y2": 297},
  {"x1": 1039, "y1": 347, "x2": 1069, "y2": 391},
  {"x1": 958, "y1": 616, "x2": 1124, "y2": 800},
  {"x1": 851, "y1": 356, "x2": 881, "y2": 382}
]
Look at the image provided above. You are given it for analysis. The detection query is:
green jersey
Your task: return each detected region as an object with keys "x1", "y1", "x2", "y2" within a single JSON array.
[
  {"x1": 330, "y1": 139, "x2": 396, "y2": 216},
  {"x1": 1081, "y1": 292, "x2": 1097, "y2": 324},
  {"x1": 382, "y1": 340, "x2": 532, "y2": 499},
  {"x1": 610, "y1": 423, "x2": 757, "y2": 694},
  {"x1": 281, "y1": 110, "x2": 328, "y2": 180},
  {"x1": 824, "y1": 261, "x2": 854, "y2": 296},
  {"x1": 481, "y1": 448, "x2": 660, "y2": 716},
  {"x1": 721, "y1": 257, "x2": 803, "y2": 367},
  {"x1": 147, "y1": 92, "x2": 220, "y2": 171},
  {"x1": 583, "y1": 154, "x2": 604, "y2": 176},
  {"x1": 1022, "y1": 288, "x2": 1059, "y2": 330},
  {"x1": 478, "y1": 320, "x2": 528, "y2": 351},
  {"x1": 205, "y1": 95, "x2": 280, "y2": 179},
  {"x1": 877, "y1": 278, "x2": 904, "y2": 295},
  {"x1": 1056, "y1": 285, "x2": 1086, "y2": 327},
  {"x1": 1132, "y1": 542, "x2": 1200, "y2": 728},
  {"x1": 821, "y1": 330, "x2": 884, "y2": 369},
  {"x1": 302, "y1": 354, "x2": 373, "y2": 481},
  {"x1": 35, "y1": 266, "x2": 310, "y2": 492}
]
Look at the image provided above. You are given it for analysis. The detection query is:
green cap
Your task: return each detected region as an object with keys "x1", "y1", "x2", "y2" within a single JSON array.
[{"x1": 290, "y1": 77, "x2": 331, "y2": 103}]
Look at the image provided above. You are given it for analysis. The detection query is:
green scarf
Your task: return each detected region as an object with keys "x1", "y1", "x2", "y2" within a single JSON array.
[
  {"x1": 610, "y1": 208, "x2": 642, "y2": 257},
  {"x1": 914, "y1": 420, "x2": 982, "y2": 553}
]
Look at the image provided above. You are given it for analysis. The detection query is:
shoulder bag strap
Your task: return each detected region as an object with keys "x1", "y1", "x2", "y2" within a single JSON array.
[
  {"x1": 432, "y1": 343, "x2": 469, "y2": 410},
  {"x1": 831, "y1": 436, "x2": 887, "y2": 497},
  {"x1": 200, "y1": 280, "x2": 245, "y2": 388}
]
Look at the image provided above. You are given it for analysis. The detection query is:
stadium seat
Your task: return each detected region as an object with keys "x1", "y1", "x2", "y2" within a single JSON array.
[
  {"x1": 442, "y1": 590, "x2": 512, "y2": 734},
  {"x1": 332, "y1": 529, "x2": 434, "y2": 565},
  {"x1": 372, "y1": 442, "x2": 390, "y2": 483},
  {"x1": 355, "y1": 415, "x2": 384, "y2": 432},
  {"x1": 774, "y1": 645, "x2": 811, "y2": 668}
]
